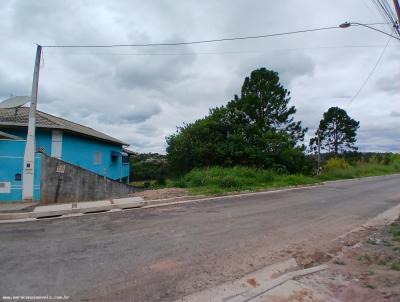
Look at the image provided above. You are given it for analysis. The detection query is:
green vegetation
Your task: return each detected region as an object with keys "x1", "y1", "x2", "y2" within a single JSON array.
[
  {"x1": 129, "y1": 68, "x2": 400, "y2": 194},
  {"x1": 310, "y1": 107, "x2": 360, "y2": 155},
  {"x1": 388, "y1": 223, "x2": 400, "y2": 242},
  {"x1": 169, "y1": 166, "x2": 317, "y2": 194},
  {"x1": 130, "y1": 152, "x2": 400, "y2": 194},
  {"x1": 130, "y1": 152, "x2": 168, "y2": 183},
  {"x1": 166, "y1": 154, "x2": 400, "y2": 195},
  {"x1": 391, "y1": 261, "x2": 400, "y2": 271},
  {"x1": 166, "y1": 68, "x2": 309, "y2": 175},
  {"x1": 320, "y1": 155, "x2": 400, "y2": 181}
]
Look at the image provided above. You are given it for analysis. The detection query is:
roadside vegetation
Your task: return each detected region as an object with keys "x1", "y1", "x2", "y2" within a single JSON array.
[
  {"x1": 130, "y1": 67, "x2": 400, "y2": 195},
  {"x1": 131, "y1": 154, "x2": 400, "y2": 194},
  {"x1": 168, "y1": 166, "x2": 317, "y2": 194}
]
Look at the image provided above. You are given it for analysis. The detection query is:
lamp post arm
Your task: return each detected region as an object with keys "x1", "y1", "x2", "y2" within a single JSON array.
[{"x1": 350, "y1": 22, "x2": 400, "y2": 41}]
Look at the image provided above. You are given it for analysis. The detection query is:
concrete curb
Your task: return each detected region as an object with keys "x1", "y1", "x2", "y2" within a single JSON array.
[
  {"x1": 226, "y1": 264, "x2": 328, "y2": 302},
  {"x1": 0, "y1": 197, "x2": 145, "y2": 222},
  {"x1": 177, "y1": 258, "x2": 327, "y2": 302}
]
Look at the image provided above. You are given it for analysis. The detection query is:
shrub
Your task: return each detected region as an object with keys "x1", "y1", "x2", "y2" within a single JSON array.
[{"x1": 323, "y1": 157, "x2": 350, "y2": 172}]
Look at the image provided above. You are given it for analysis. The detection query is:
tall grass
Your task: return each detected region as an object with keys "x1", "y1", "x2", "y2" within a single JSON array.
[
  {"x1": 170, "y1": 166, "x2": 317, "y2": 194},
  {"x1": 168, "y1": 155, "x2": 400, "y2": 195},
  {"x1": 320, "y1": 157, "x2": 400, "y2": 181}
]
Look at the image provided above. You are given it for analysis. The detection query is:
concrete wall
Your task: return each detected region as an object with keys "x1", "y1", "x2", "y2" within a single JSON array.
[
  {"x1": 40, "y1": 155, "x2": 135, "y2": 204},
  {"x1": 0, "y1": 139, "x2": 41, "y2": 202}
]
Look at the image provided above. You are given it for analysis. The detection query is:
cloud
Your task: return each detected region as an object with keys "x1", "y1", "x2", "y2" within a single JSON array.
[
  {"x1": 99, "y1": 103, "x2": 162, "y2": 124},
  {"x1": 375, "y1": 72, "x2": 400, "y2": 94},
  {"x1": 0, "y1": 0, "x2": 399, "y2": 153}
]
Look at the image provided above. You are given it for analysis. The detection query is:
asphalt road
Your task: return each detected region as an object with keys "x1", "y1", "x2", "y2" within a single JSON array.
[{"x1": 1, "y1": 175, "x2": 400, "y2": 302}]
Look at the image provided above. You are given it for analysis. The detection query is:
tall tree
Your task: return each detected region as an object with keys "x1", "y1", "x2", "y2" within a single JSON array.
[
  {"x1": 310, "y1": 107, "x2": 360, "y2": 155},
  {"x1": 167, "y1": 68, "x2": 308, "y2": 174}
]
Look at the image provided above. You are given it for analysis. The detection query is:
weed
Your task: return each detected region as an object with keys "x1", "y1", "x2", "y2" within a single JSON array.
[
  {"x1": 388, "y1": 224, "x2": 400, "y2": 242},
  {"x1": 358, "y1": 254, "x2": 372, "y2": 263},
  {"x1": 390, "y1": 261, "x2": 400, "y2": 271}
]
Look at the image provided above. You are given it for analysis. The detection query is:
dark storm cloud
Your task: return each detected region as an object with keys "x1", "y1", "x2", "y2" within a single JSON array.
[{"x1": 0, "y1": 0, "x2": 399, "y2": 153}]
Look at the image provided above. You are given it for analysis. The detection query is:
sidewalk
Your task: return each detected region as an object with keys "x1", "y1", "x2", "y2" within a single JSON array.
[
  {"x1": 0, "y1": 202, "x2": 36, "y2": 213},
  {"x1": 0, "y1": 197, "x2": 145, "y2": 222}
]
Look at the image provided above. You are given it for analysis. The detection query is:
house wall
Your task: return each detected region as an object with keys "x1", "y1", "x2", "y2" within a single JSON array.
[
  {"x1": 1, "y1": 127, "x2": 130, "y2": 181},
  {"x1": 61, "y1": 132, "x2": 128, "y2": 180},
  {"x1": 0, "y1": 139, "x2": 41, "y2": 202}
]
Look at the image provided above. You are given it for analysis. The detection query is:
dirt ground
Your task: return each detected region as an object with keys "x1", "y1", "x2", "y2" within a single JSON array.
[{"x1": 280, "y1": 218, "x2": 400, "y2": 302}]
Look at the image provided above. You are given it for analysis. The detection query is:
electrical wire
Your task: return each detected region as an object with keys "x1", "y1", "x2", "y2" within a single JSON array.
[
  {"x1": 39, "y1": 23, "x2": 388, "y2": 48},
  {"x1": 43, "y1": 44, "x2": 391, "y2": 57},
  {"x1": 370, "y1": 0, "x2": 400, "y2": 37},
  {"x1": 346, "y1": 36, "x2": 391, "y2": 108}
]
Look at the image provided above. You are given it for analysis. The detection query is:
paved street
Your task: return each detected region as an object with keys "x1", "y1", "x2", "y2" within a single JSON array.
[{"x1": 1, "y1": 175, "x2": 400, "y2": 301}]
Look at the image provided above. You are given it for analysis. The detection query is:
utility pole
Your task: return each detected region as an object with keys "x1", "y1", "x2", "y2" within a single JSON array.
[
  {"x1": 23, "y1": 45, "x2": 42, "y2": 201},
  {"x1": 317, "y1": 129, "x2": 321, "y2": 175}
]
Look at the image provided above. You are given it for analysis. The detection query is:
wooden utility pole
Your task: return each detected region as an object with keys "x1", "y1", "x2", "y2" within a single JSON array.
[
  {"x1": 23, "y1": 45, "x2": 42, "y2": 201},
  {"x1": 317, "y1": 129, "x2": 321, "y2": 175}
]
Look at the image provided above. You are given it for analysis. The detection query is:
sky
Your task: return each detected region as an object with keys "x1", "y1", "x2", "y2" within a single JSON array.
[{"x1": 0, "y1": 0, "x2": 399, "y2": 153}]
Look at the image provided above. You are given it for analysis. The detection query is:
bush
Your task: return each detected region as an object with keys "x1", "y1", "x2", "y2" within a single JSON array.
[
  {"x1": 323, "y1": 157, "x2": 350, "y2": 172},
  {"x1": 130, "y1": 153, "x2": 168, "y2": 181}
]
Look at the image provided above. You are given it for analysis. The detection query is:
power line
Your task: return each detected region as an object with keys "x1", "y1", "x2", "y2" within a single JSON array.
[
  {"x1": 346, "y1": 36, "x2": 391, "y2": 108},
  {"x1": 40, "y1": 23, "x2": 388, "y2": 48},
  {"x1": 44, "y1": 44, "x2": 392, "y2": 57},
  {"x1": 370, "y1": 0, "x2": 400, "y2": 36}
]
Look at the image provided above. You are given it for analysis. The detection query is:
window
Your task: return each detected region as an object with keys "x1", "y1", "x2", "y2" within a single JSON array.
[
  {"x1": 122, "y1": 155, "x2": 129, "y2": 164},
  {"x1": 94, "y1": 151, "x2": 102, "y2": 165}
]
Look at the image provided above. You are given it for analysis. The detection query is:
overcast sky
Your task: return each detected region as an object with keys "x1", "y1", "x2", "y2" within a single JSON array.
[{"x1": 1, "y1": 0, "x2": 399, "y2": 153}]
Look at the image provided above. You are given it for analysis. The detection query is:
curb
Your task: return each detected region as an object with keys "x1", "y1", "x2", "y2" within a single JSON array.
[
  {"x1": 177, "y1": 257, "x2": 327, "y2": 302},
  {"x1": 0, "y1": 197, "x2": 145, "y2": 222},
  {"x1": 226, "y1": 264, "x2": 328, "y2": 302}
]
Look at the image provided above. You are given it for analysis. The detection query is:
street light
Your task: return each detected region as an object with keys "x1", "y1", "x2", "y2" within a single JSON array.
[{"x1": 339, "y1": 22, "x2": 400, "y2": 41}]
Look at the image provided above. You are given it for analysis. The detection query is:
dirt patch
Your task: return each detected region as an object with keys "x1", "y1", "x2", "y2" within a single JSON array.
[
  {"x1": 246, "y1": 278, "x2": 259, "y2": 287},
  {"x1": 134, "y1": 188, "x2": 189, "y2": 200},
  {"x1": 266, "y1": 288, "x2": 323, "y2": 302},
  {"x1": 149, "y1": 259, "x2": 180, "y2": 272},
  {"x1": 295, "y1": 219, "x2": 400, "y2": 301}
]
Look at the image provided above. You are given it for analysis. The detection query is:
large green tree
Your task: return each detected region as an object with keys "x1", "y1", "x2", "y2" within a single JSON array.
[
  {"x1": 166, "y1": 68, "x2": 307, "y2": 174},
  {"x1": 309, "y1": 107, "x2": 360, "y2": 155}
]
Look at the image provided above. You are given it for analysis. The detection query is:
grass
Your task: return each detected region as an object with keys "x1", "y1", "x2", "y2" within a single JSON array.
[
  {"x1": 132, "y1": 156, "x2": 400, "y2": 195},
  {"x1": 320, "y1": 163, "x2": 400, "y2": 181},
  {"x1": 166, "y1": 159, "x2": 400, "y2": 195},
  {"x1": 388, "y1": 223, "x2": 400, "y2": 242},
  {"x1": 168, "y1": 166, "x2": 318, "y2": 195},
  {"x1": 391, "y1": 261, "x2": 400, "y2": 271}
]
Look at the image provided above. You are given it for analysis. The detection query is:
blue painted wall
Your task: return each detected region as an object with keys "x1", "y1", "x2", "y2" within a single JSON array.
[
  {"x1": 1, "y1": 127, "x2": 129, "y2": 181},
  {"x1": 0, "y1": 139, "x2": 41, "y2": 202},
  {"x1": 62, "y1": 132, "x2": 128, "y2": 180}
]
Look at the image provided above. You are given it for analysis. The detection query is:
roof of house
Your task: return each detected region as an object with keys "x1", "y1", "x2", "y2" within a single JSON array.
[{"x1": 0, "y1": 107, "x2": 128, "y2": 145}]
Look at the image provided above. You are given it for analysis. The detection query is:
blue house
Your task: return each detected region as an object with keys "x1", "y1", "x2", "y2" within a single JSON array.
[{"x1": 0, "y1": 107, "x2": 131, "y2": 202}]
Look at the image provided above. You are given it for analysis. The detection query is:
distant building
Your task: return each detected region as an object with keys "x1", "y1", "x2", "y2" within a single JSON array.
[{"x1": 0, "y1": 107, "x2": 131, "y2": 202}]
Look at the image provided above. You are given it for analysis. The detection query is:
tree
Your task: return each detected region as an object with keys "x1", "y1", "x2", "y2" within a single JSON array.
[
  {"x1": 166, "y1": 68, "x2": 308, "y2": 174},
  {"x1": 310, "y1": 107, "x2": 360, "y2": 155}
]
